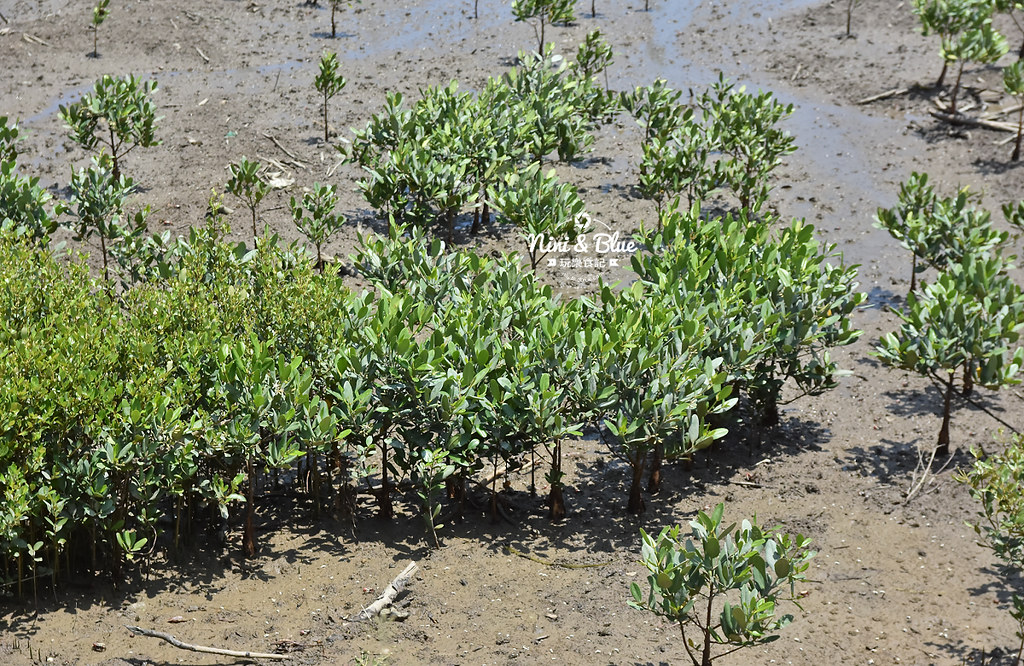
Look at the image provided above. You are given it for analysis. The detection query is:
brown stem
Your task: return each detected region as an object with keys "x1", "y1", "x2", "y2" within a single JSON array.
[
  {"x1": 1014, "y1": 104, "x2": 1023, "y2": 162},
  {"x1": 647, "y1": 441, "x2": 663, "y2": 493},
  {"x1": 323, "y1": 91, "x2": 329, "y2": 143},
  {"x1": 680, "y1": 624, "x2": 700, "y2": 666},
  {"x1": 701, "y1": 580, "x2": 714, "y2": 666},
  {"x1": 936, "y1": 373, "x2": 954, "y2": 457},
  {"x1": 948, "y1": 61, "x2": 965, "y2": 114},
  {"x1": 549, "y1": 439, "x2": 566, "y2": 520},
  {"x1": 936, "y1": 59, "x2": 948, "y2": 89},
  {"x1": 99, "y1": 233, "x2": 109, "y2": 283},
  {"x1": 109, "y1": 125, "x2": 120, "y2": 182},
  {"x1": 909, "y1": 252, "x2": 917, "y2": 295},
  {"x1": 378, "y1": 434, "x2": 393, "y2": 520},
  {"x1": 243, "y1": 458, "x2": 257, "y2": 558},
  {"x1": 626, "y1": 451, "x2": 646, "y2": 514}
]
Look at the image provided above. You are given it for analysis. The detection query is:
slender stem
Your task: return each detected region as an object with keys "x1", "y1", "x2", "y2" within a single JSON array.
[
  {"x1": 949, "y1": 61, "x2": 965, "y2": 114},
  {"x1": 702, "y1": 581, "x2": 715, "y2": 666},
  {"x1": 100, "y1": 233, "x2": 109, "y2": 282},
  {"x1": 936, "y1": 373, "x2": 954, "y2": 457},
  {"x1": 909, "y1": 252, "x2": 917, "y2": 295},
  {"x1": 1014, "y1": 104, "x2": 1023, "y2": 162},
  {"x1": 680, "y1": 623, "x2": 700, "y2": 666},
  {"x1": 109, "y1": 125, "x2": 120, "y2": 181}
]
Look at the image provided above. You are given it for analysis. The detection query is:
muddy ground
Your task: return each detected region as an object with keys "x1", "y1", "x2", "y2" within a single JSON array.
[{"x1": 3, "y1": 0, "x2": 1024, "y2": 664}]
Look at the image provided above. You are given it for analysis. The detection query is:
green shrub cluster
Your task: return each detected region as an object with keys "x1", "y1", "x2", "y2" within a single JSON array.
[
  {"x1": 875, "y1": 175, "x2": 1024, "y2": 455},
  {"x1": 348, "y1": 42, "x2": 614, "y2": 246}
]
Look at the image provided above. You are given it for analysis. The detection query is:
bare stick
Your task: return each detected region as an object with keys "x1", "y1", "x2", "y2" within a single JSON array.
[
  {"x1": 0, "y1": 11, "x2": 8, "y2": 24},
  {"x1": 263, "y1": 133, "x2": 302, "y2": 162},
  {"x1": 856, "y1": 87, "x2": 909, "y2": 105},
  {"x1": 125, "y1": 626, "x2": 289, "y2": 660},
  {"x1": 194, "y1": 46, "x2": 210, "y2": 63},
  {"x1": 930, "y1": 109, "x2": 1015, "y2": 132},
  {"x1": 22, "y1": 33, "x2": 51, "y2": 46},
  {"x1": 984, "y1": 103, "x2": 1024, "y2": 121},
  {"x1": 350, "y1": 561, "x2": 418, "y2": 622}
]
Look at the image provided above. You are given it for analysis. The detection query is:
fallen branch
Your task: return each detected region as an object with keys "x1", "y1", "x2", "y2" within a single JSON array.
[
  {"x1": 0, "y1": 10, "x2": 8, "y2": 24},
  {"x1": 263, "y1": 133, "x2": 301, "y2": 162},
  {"x1": 857, "y1": 86, "x2": 910, "y2": 105},
  {"x1": 350, "y1": 561, "x2": 418, "y2": 622},
  {"x1": 125, "y1": 625, "x2": 289, "y2": 660},
  {"x1": 22, "y1": 33, "x2": 51, "y2": 46},
  {"x1": 984, "y1": 103, "x2": 1024, "y2": 121},
  {"x1": 194, "y1": 45, "x2": 210, "y2": 63},
  {"x1": 930, "y1": 109, "x2": 1015, "y2": 133}
]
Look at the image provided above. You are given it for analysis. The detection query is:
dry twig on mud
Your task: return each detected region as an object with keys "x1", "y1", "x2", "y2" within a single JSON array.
[
  {"x1": 904, "y1": 441, "x2": 956, "y2": 502},
  {"x1": 930, "y1": 109, "x2": 1015, "y2": 133},
  {"x1": 350, "y1": 561, "x2": 418, "y2": 622},
  {"x1": 125, "y1": 625, "x2": 289, "y2": 660},
  {"x1": 857, "y1": 87, "x2": 910, "y2": 105},
  {"x1": 263, "y1": 132, "x2": 305, "y2": 168}
]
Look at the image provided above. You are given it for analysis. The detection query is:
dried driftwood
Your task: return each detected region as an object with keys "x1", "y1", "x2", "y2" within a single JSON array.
[
  {"x1": 350, "y1": 561, "x2": 418, "y2": 622},
  {"x1": 930, "y1": 109, "x2": 1016, "y2": 133},
  {"x1": 125, "y1": 625, "x2": 289, "y2": 660},
  {"x1": 856, "y1": 86, "x2": 910, "y2": 105}
]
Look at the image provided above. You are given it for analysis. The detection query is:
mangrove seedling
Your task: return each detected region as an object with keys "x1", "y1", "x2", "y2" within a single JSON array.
[
  {"x1": 845, "y1": 0, "x2": 859, "y2": 38},
  {"x1": 1004, "y1": 58, "x2": 1024, "y2": 161},
  {"x1": 994, "y1": 0, "x2": 1024, "y2": 58},
  {"x1": 315, "y1": 51, "x2": 347, "y2": 143},
  {"x1": 60, "y1": 74, "x2": 161, "y2": 181},
  {"x1": 327, "y1": 0, "x2": 359, "y2": 38},
  {"x1": 914, "y1": 0, "x2": 998, "y2": 90},
  {"x1": 511, "y1": 0, "x2": 576, "y2": 54},
  {"x1": 876, "y1": 261, "x2": 1024, "y2": 456},
  {"x1": 959, "y1": 434, "x2": 1024, "y2": 664},
  {"x1": 488, "y1": 163, "x2": 589, "y2": 270},
  {"x1": 289, "y1": 182, "x2": 345, "y2": 271},
  {"x1": 226, "y1": 156, "x2": 269, "y2": 241},
  {"x1": 91, "y1": 0, "x2": 110, "y2": 58},
  {"x1": 945, "y1": 19, "x2": 1008, "y2": 114},
  {"x1": 60, "y1": 155, "x2": 140, "y2": 282},
  {"x1": 630, "y1": 504, "x2": 815, "y2": 666},
  {"x1": 573, "y1": 29, "x2": 614, "y2": 90}
]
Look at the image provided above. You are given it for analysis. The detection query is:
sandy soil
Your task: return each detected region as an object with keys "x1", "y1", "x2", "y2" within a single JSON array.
[{"x1": 3, "y1": 0, "x2": 1024, "y2": 664}]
